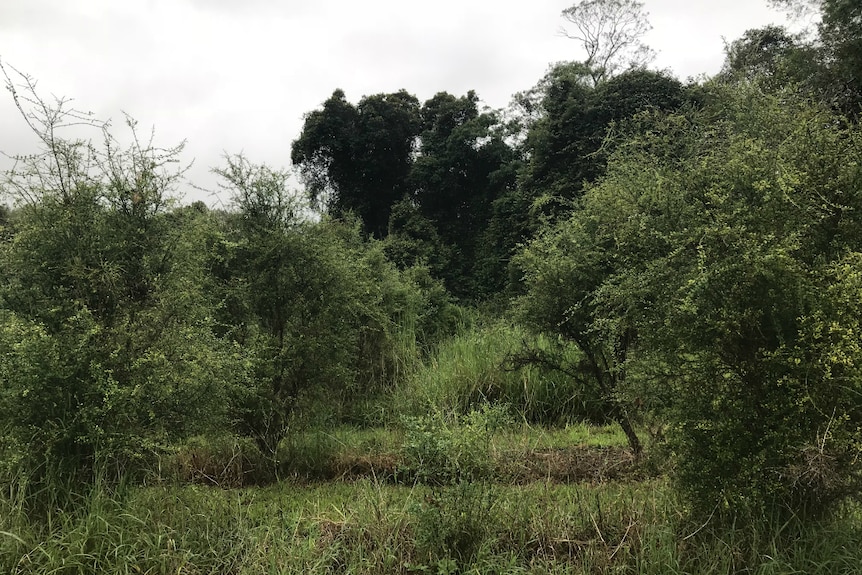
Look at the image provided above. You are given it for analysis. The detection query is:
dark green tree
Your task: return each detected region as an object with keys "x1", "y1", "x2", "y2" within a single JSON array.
[
  {"x1": 291, "y1": 89, "x2": 420, "y2": 238},
  {"x1": 383, "y1": 196, "x2": 453, "y2": 278},
  {"x1": 409, "y1": 91, "x2": 518, "y2": 298},
  {"x1": 519, "y1": 64, "x2": 687, "y2": 221},
  {"x1": 768, "y1": 0, "x2": 862, "y2": 114},
  {"x1": 819, "y1": 0, "x2": 862, "y2": 114}
]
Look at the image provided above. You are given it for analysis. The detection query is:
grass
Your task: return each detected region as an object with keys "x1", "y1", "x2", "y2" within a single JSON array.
[
  {"x1": 3, "y1": 477, "x2": 861, "y2": 574},
  {"x1": 182, "y1": 422, "x2": 636, "y2": 484},
  {"x1": 2, "y1": 319, "x2": 860, "y2": 574},
  {"x1": 392, "y1": 321, "x2": 607, "y2": 425},
  {"x1": 492, "y1": 421, "x2": 632, "y2": 450}
]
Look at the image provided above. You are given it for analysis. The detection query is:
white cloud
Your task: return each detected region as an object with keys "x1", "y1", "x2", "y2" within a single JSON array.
[{"x1": 1, "y1": 0, "x2": 792, "y2": 205}]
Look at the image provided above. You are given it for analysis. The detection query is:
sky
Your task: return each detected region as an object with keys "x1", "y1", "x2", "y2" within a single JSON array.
[{"x1": 0, "y1": 0, "x2": 796, "y2": 207}]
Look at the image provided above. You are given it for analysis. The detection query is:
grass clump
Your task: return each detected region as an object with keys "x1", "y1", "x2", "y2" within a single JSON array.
[
  {"x1": 400, "y1": 404, "x2": 510, "y2": 485},
  {"x1": 394, "y1": 321, "x2": 605, "y2": 425}
]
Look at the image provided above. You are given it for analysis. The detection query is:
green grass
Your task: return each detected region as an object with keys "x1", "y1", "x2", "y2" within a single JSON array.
[
  {"x1": 491, "y1": 422, "x2": 631, "y2": 451},
  {"x1": 3, "y1": 478, "x2": 861, "y2": 574},
  {"x1": 162, "y1": 420, "x2": 633, "y2": 485},
  {"x1": 1, "y1": 316, "x2": 859, "y2": 574},
  {"x1": 391, "y1": 321, "x2": 606, "y2": 425}
]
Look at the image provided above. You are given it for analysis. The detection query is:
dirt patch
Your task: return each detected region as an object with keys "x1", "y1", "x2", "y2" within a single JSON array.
[
  {"x1": 496, "y1": 446, "x2": 641, "y2": 484},
  {"x1": 329, "y1": 446, "x2": 642, "y2": 485}
]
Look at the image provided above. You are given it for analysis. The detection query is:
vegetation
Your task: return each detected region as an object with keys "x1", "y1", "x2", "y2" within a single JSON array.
[{"x1": 2, "y1": 0, "x2": 862, "y2": 571}]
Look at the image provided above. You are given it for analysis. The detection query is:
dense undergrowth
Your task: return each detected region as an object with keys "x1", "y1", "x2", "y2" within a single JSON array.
[
  {"x1": 3, "y1": 474, "x2": 862, "y2": 574},
  {"x1": 1, "y1": 302, "x2": 860, "y2": 574},
  {"x1": 1, "y1": 394, "x2": 861, "y2": 574},
  {"x1": 4, "y1": 4, "x2": 862, "y2": 571},
  {"x1": 2, "y1": 313, "x2": 861, "y2": 574}
]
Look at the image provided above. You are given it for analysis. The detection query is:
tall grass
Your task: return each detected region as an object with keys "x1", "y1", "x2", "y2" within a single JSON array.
[
  {"x1": 392, "y1": 321, "x2": 604, "y2": 425},
  {"x1": 3, "y1": 478, "x2": 861, "y2": 574}
]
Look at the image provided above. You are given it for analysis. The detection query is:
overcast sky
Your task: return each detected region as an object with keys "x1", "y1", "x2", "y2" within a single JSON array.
[{"x1": 1, "y1": 0, "x2": 794, "y2": 206}]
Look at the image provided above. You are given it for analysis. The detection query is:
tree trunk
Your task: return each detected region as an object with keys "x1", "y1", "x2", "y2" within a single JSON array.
[{"x1": 615, "y1": 409, "x2": 642, "y2": 456}]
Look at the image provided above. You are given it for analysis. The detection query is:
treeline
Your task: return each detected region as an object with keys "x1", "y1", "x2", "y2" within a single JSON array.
[{"x1": 1, "y1": 0, "x2": 861, "y2": 521}]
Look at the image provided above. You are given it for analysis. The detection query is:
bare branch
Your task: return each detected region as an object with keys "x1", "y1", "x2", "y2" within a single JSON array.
[
  {"x1": 1, "y1": 58, "x2": 105, "y2": 204},
  {"x1": 561, "y1": 0, "x2": 656, "y2": 85},
  {"x1": 1, "y1": 59, "x2": 189, "y2": 213}
]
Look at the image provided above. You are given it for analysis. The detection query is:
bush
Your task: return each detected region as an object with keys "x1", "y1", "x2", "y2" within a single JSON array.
[
  {"x1": 400, "y1": 405, "x2": 509, "y2": 485},
  {"x1": 519, "y1": 84, "x2": 862, "y2": 518}
]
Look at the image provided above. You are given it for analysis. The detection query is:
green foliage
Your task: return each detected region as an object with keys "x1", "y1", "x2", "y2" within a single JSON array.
[
  {"x1": 410, "y1": 91, "x2": 519, "y2": 299},
  {"x1": 0, "y1": 74, "x2": 246, "y2": 492},
  {"x1": 744, "y1": 1, "x2": 862, "y2": 113},
  {"x1": 819, "y1": 0, "x2": 862, "y2": 114},
  {"x1": 293, "y1": 87, "x2": 520, "y2": 300},
  {"x1": 720, "y1": 26, "x2": 819, "y2": 90},
  {"x1": 291, "y1": 89, "x2": 420, "y2": 238},
  {"x1": 518, "y1": 64, "x2": 688, "y2": 225},
  {"x1": 383, "y1": 197, "x2": 453, "y2": 278},
  {"x1": 513, "y1": 195, "x2": 644, "y2": 453},
  {"x1": 394, "y1": 322, "x2": 606, "y2": 425},
  {"x1": 0, "y1": 302, "x2": 240, "y2": 490},
  {"x1": 410, "y1": 481, "x2": 496, "y2": 571},
  {"x1": 534, "y1": 82, "x2": 862, "y2": 516},
  {"x1": 215, "y1": 155, "x2": 458, "y2": 459},
  {"x1": 400, "y1": 405, "x2": 509, "y2": 485}
]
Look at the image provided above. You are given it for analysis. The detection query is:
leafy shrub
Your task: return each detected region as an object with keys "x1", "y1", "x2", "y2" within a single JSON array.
[
  {"x1": 400, "y1": 405, "x2": 509, "y2": 485},
  {"x1": 0, "y1": 77, "x2": 247, "y2": 494},
  {"x1": 517, "y1": 83, "x2": 862, "y2": 517}
]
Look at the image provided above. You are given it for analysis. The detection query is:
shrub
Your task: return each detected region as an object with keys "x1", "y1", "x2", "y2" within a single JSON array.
[{"x1": 400, "y1": 405, "x2": 509, "y2": 485}]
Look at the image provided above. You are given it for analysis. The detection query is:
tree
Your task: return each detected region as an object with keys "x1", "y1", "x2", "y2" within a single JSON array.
[
  {"x1": 384, "y1": 196, "x2": 453, "y2": 278},
  {"x1": 291, "y1": 89, "x2": 420, "y2": 238},
  {"x1": 514, "y1": 210, "x2": 644, "y2": 455},
  {"x1": 721, "y1": 26, "x2": 802, "y2": 84},
  {"x1": 552, "y1": 83, "x2": 862, "y2": 517},
  {"x1": 518, "y1": 64, "x2": 687, "y2": 222},
  {"x1": 561, "y1": 0, "x2": 655, "y2": 86},
  {"x1": 818, "y1": 0, "x2": 862, "y2": 114},
  {"x1": 409, "y1": 91, "x2": 517, "y2": 298},
  {"x1": 768, "y1": 0, "x2": 862, "y2": 114},
  {"x1": 0, "y1": 64, "x2": 243, "y2": 492},
  {"x1": 216, "y1": 155, "x2": 442, "y2": 466}
]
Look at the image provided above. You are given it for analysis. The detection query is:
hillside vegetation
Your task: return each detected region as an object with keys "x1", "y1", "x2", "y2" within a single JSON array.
[{"x1": 2, "y1": 0, "x2": 862, "y2": 572}]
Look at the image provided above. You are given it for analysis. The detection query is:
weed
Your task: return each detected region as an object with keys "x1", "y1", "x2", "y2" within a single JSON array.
[{"x1": 400, "y1": 404, "x2": 509, "y2": 485}]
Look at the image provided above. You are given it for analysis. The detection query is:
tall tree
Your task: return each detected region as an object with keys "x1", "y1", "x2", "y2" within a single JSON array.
[
  {"x1": 768, "y1": 0, "x2": 862, "y2": 114},
  {"x1": 519, "y1": 64, "x2": 687, "y2": 220},
  {"x1": 291, "y1": 89, "x2": 420, "y2": 238},
  {"x1": 819, "y1": 0, "x2": 862, "y2": 114},
  {"x1": 561, "y1": 0, "x2": 655, "y2": 86},
  {"x1": 408, "y1": 91, "x2": 517, "y2": 297}
]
